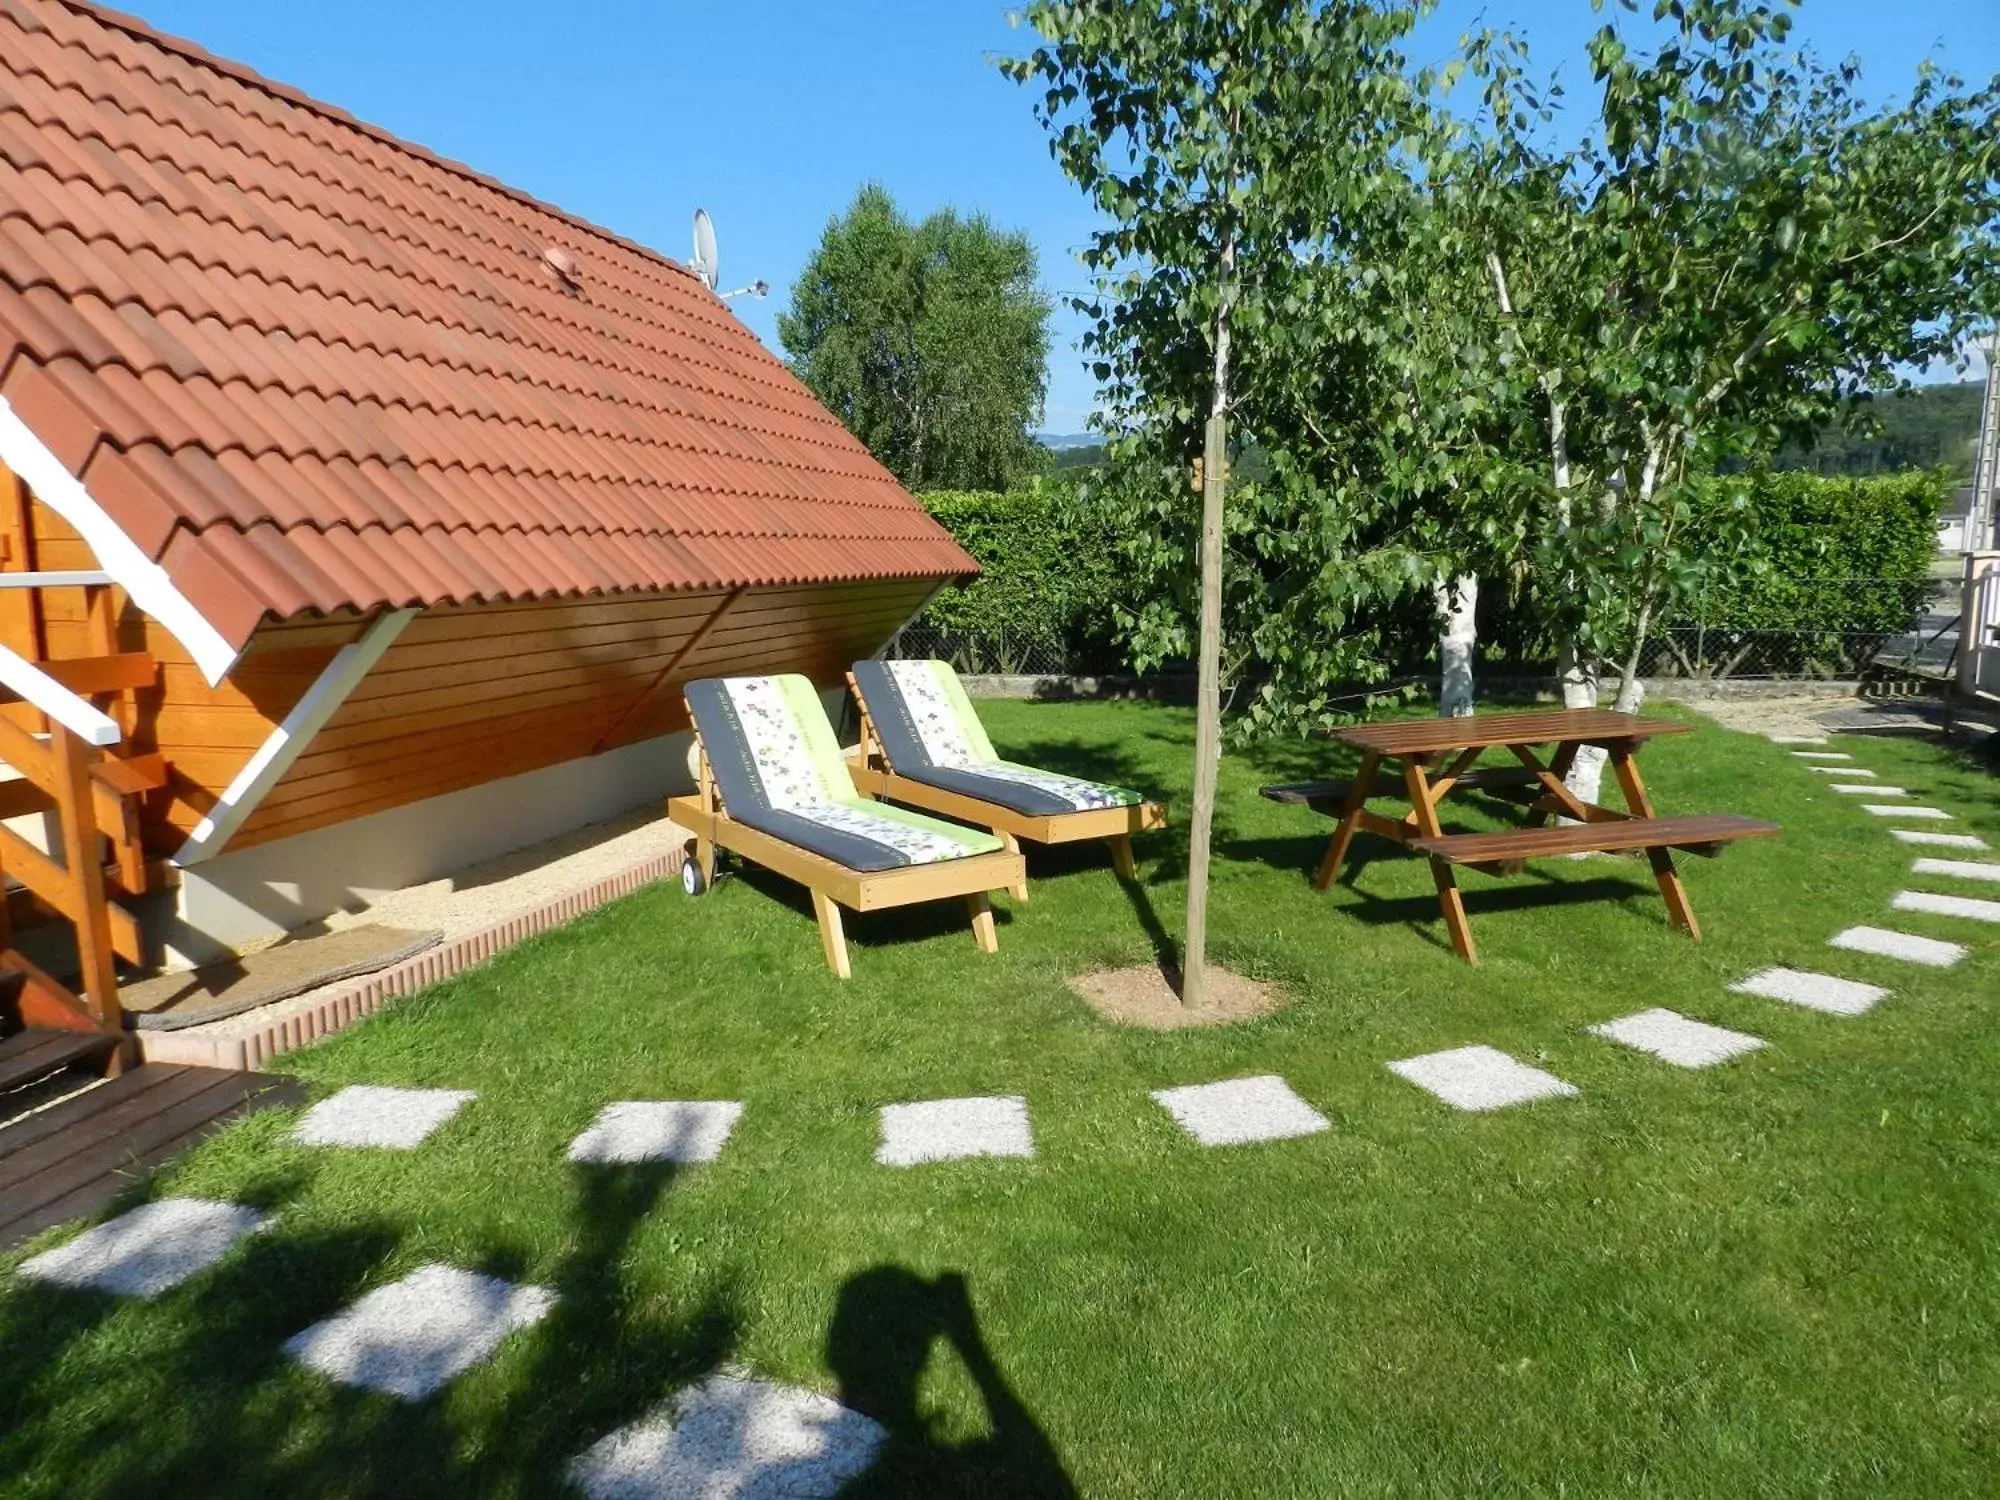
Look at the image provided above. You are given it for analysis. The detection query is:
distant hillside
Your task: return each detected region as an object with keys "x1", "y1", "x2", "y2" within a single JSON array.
[
  {"x1": 1775, "y1": 379, "x2": 1985, "y2": 479},
  {"x1": 1047, "y1": 442, "x2": 1105, "y2": 473},
  {"x1": 1036, "y1": 378, "x2": 1987, "y2": 482}
]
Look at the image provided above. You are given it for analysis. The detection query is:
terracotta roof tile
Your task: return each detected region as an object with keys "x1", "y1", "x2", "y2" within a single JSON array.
[{"x1": 0, "y1": 0, "x2": 972, "y2": 661}]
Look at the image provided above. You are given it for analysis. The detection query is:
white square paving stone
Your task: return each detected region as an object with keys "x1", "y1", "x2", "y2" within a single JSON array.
[
  {"x1": 1790, "y1": 751, "x2": 1852, "y2": 761},
  {"x1": 1770, "y1": 735, "x2": 1829, "y2": 744},
  {"x1": 1891, "y1": 829, "x2": 1990, "y2": 850},
  {"x1": 1150, "y1": 1075, "x2": 1330, "y2": 1147},
  {"x1": 876, "y1": 1096, "x2": 1033, "y2": 1167},
  {"x1": 17, "y1": 1198, "x2": 269, "y2": 1299},
  {"x1": 1806, "y1": 765, "x2": 1871, "y2": 776},
  {"x1": 1829, "y1": 926, "x2": 1966, "y2": 968},
  {"x1": 1589, "y1": 1009, "x2": 1765, "y2": 1068},
  {"x1": 1911, "y1": 858, "x2": 2000, "y2": 884},
  {"x1": 293, "y1": 1085, "x2": 475, "y2": 1150},
  {"x1": 284, "y1": 1263, "x2": 553, "y2": 1400},
  {"x1": 568, "y1": 1372, "x2": 886, "y2": 1500},
  {"x1": 1893, "y1": 889, "x2": 2000, "y2": 924},
  {"x1": 1387, "y1": 1045, "x2": 1578, "y2": 1112},
  {"x1": 1863, "y1": 804, "x2": 1952, "y2": 820},
  {"x1": 1730, "y1": 966, "x2": 1888, "y2": 1017},
  {"x1": 568, "y1": 1101, "x2": 745, "y2": 1165},
  {"x1": 1830, "y1": 783, "x2": 1907, "y2": 795}
]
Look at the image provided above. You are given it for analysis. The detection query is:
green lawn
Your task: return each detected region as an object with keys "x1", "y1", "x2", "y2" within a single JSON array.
[{"x1": 5, "y1": 700, "x2": 1999, "y2": 1497}]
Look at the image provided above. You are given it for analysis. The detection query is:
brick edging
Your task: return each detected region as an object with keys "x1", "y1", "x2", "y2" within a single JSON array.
[{"x1": 136, "y1": 851, "x2": 683, "y2": 1072}]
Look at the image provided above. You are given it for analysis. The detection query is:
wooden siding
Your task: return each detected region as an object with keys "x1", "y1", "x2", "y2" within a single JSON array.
[
  {"x1": 230, "y1": 578, "x2": 935, "y2": 850},
  {"x1": 11, "y1": 493, "x2": 936, "y2": 859}
]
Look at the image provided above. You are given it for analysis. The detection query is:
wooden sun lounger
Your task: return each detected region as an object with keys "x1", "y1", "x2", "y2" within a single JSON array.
[
  {"x1": 667, "y1": 731, "x2": 1026, "y2": 980},
  {"x1": 845, "y1": 670, "x2": 1166, "y2": 903}
]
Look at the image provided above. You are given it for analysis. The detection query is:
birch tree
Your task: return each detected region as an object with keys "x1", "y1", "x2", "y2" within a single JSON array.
[{"x1": 1464, "y1": 0, "x2": 2000, "y2": 797}]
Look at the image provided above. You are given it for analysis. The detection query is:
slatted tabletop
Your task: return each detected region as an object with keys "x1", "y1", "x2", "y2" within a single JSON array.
[{"x1": 1329, "y1": 708, "x2": 1690, "y2": 757}]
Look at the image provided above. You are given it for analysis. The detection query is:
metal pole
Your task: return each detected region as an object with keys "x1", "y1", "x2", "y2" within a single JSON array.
[{"x1": 1971, "y1": 333, "x2": 2000, "y2": 554}]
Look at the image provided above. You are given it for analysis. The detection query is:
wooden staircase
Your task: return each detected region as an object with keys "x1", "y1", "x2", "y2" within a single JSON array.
[{"x1": 0, "y1": 641, "x2": 171, "y2": 1101}]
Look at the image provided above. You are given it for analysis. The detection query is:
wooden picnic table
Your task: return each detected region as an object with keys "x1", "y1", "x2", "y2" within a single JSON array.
[{"x1": 1262, "y1": 708, "x2": 1778, "y2": 964}]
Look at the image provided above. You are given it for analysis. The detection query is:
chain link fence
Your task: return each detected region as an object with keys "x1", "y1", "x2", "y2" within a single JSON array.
[
  {"x1": 1639, "y1": 574, "x2": 1957, "y2": 681},
  {"x1": 882, "y1": 620, "x2": 1104, "y2": 677},
  {"x1": 885, "y1": 575, "x2": 1952, "y2": 684}
]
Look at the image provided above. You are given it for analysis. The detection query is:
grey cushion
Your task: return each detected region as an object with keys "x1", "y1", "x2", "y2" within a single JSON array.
[
  {"x1": 725, "y1": 806, "x2": 914, "y2": 872},
  {"x1": 892, "y1": 764, "x2": 1084, "y2": 819},
  {"x1": 849, "y1": 659, "x2": 936, "y2": 770},
  {"x1": 686, "y1": 676, "x2": 913, "y2": 871}
]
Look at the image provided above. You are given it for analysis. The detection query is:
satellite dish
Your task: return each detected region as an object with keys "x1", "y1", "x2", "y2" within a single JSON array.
[{"x1": 690, "y1": 209, "x2": 719, "y2": 291}]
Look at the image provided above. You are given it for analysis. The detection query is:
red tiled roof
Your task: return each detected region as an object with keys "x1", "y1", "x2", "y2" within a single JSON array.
[{"x1": 0, "y1": 0, "x2": 973, "y2": 659}]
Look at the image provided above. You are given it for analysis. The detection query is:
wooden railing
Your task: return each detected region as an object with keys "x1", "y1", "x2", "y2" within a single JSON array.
[{"x1": 0, "y1": 643, "x2": 155, "y2": 1050}]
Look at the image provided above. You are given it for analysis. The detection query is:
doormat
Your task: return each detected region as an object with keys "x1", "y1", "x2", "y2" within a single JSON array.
[{"x1": 122, "y1": 926, "x2": 444, "y2": 1031}]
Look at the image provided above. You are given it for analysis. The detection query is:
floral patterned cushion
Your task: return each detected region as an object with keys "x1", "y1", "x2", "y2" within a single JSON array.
[
  {"x1": 691, "y1": 674, "x2": 1000, "y2": 868},
  {"x1": 862, "y1": 659, "x2": 1146, "y2": 812}
]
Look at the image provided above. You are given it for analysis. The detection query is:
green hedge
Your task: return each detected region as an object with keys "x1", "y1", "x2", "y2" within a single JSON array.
[
  {"x1": 915, "y1": 484, "x2": 1126, "y2": 672},
  {"x1": 911, "y1": 469, "x2": 1950, "y2": 679}
]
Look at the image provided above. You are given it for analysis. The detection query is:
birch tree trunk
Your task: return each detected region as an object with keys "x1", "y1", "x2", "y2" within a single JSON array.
[
  {"x1": 1435, "y1": 575, "x2": 1478, "y2": 717},
  {"x1": 1567, "y1": 439, "x2": 1664, "y2": 804},
  {"x1": 1181, "y1": 246, "x2": 1234, "y2": 1009}
]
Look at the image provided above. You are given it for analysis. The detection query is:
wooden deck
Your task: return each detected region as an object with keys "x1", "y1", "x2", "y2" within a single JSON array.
[{"x1": 0, "y1": 1064, "x2": 302, "y2": 1250}]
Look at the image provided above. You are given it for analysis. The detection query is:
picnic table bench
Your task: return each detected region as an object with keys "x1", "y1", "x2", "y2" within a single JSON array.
[{"x1": 1261, "y1": 708, "x2": 1778, "y2": 964}]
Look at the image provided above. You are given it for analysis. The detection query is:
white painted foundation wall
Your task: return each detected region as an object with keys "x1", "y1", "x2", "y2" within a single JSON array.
[
  {"x1": 153, "y1": 727, "x2": 697, "y2": 968},
  {"x1": 146, "y1": 686, "x2": 857, "y2": 969}
]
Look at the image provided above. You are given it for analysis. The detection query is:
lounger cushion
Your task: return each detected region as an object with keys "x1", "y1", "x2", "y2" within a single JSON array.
[
  {"x1": 851, "y1": 659, "x2": 1148, "y2": 816},
  {"x1": 685, "y1": 675, "x2": 1002, "y2": 871}
]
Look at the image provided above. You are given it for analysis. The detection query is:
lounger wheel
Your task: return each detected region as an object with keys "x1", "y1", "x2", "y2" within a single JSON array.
[{"x1": 681, "y1": 840, "x2": 709, "y2": 896}]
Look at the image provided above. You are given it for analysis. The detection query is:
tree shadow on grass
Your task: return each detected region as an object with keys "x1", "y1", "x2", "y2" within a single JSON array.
[
  {"x1": 1, "y1": 1157, "x2": 737, "y2": 1499},
  {"x1": 454, "y1": 1161, "x2": 738, "y2": 1496},
  {"x1": 829, "y1": 1266, "x2": 1075, "y2": 1499}
]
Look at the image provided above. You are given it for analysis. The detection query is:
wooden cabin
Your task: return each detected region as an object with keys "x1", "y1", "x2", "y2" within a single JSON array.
[{"x1": 0, "y1": 0, "x2": 975, "y2": 1013}]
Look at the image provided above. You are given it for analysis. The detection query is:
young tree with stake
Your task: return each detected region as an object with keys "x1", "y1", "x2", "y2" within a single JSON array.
[{"x1": 1007, "y1": 0, "x2": 1427, "y2": 1004}]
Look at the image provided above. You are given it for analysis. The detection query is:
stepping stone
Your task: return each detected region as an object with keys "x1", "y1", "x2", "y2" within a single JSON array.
[
  {"x1": 1730, "y1": 966, "x2": 1887, "y2": 1017},
  {"x1": 1790, "y1": 752, "x2": 1852, "y2": 761},
  {"x1": 284, "y1": 1263, "x2": 553, "y2": 1400},
  {"x1": 1864, "y1": 804, "x2": 1952, "y2": 820},
  {"x1": 1831, "y1": 783, "x2": 1907, "y2": 795},
  {"x1": 1912, "y1": 857, "x2": 2000, "y2": 884},
  {"x1": 1589, "y1": 1008, "x2": 1765, "y2": 1068},
  {"x1": 876, "y1": 1096, "x2": 1032, "y2": 1167},
  {"x1": 294, "y1": 1085, "x2": 475, "y2": 1150},
  {"x1": 1387, "y1": 1045, "x2": 1578, "y2": 1112},
  {"x1": 1829, "y1": 926, "x2": 1966, "y2": 968},
  {"x1": 17, "y1": 1198, "x2": 269, "y2": 1299},
  {"x1": 1150, "y1": 1075, "x2": 1330, "y2": 1147},
  {"x1": 1770, "y1": 735, "x2": 1829, "y2": 744},
  {"x1": 568, "y1": 1101, "x2": 744, "y2": 1165},
  {"x1": 569, "y1": 1372, "x2": 885, "y2": 1500},
  {"x1": 1807, "y1": 765, "x2": 1871, "y2": 776},
  {"x1": 1893, "y1": 890, "x2": 2000, "y2": 924},
  {"x1": 1891, "y1": 829, "x2": 1990, "y2": 850}
]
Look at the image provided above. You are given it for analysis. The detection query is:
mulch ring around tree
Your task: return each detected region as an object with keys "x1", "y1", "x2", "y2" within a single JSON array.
[{"x1": 1065, "y1": 962, "x2": 1284, "y2": 1029}]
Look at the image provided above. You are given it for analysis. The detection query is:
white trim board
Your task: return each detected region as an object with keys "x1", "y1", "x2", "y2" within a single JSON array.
[
  {"x1": 0, "y1": 395, "x2": 238, "y2": 686},
  {"x1": 0, "y1": 644, "x2": 121, "y2": 746},
  {"x1": 173, "y1": 608, "x2": 416, "y2": 865}
]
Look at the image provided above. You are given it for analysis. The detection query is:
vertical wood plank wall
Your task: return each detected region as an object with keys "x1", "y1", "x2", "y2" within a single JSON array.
[
  {"x1": 16, "y1": 495, "x2": 937, "y2": 859},
  {"x1": 230, "y1": 578, "x2": 934, "y2": 849}
]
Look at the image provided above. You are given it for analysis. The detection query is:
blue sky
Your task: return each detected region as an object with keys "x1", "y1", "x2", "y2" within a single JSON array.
[{"x1": 128, "y1": 1, "x2": 2000, "y2": 434}]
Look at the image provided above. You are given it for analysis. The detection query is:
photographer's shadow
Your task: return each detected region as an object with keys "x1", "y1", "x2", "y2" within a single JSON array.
[{"x1": 829, "y1": 1266, "x2": 1075, "y2": 1499}]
